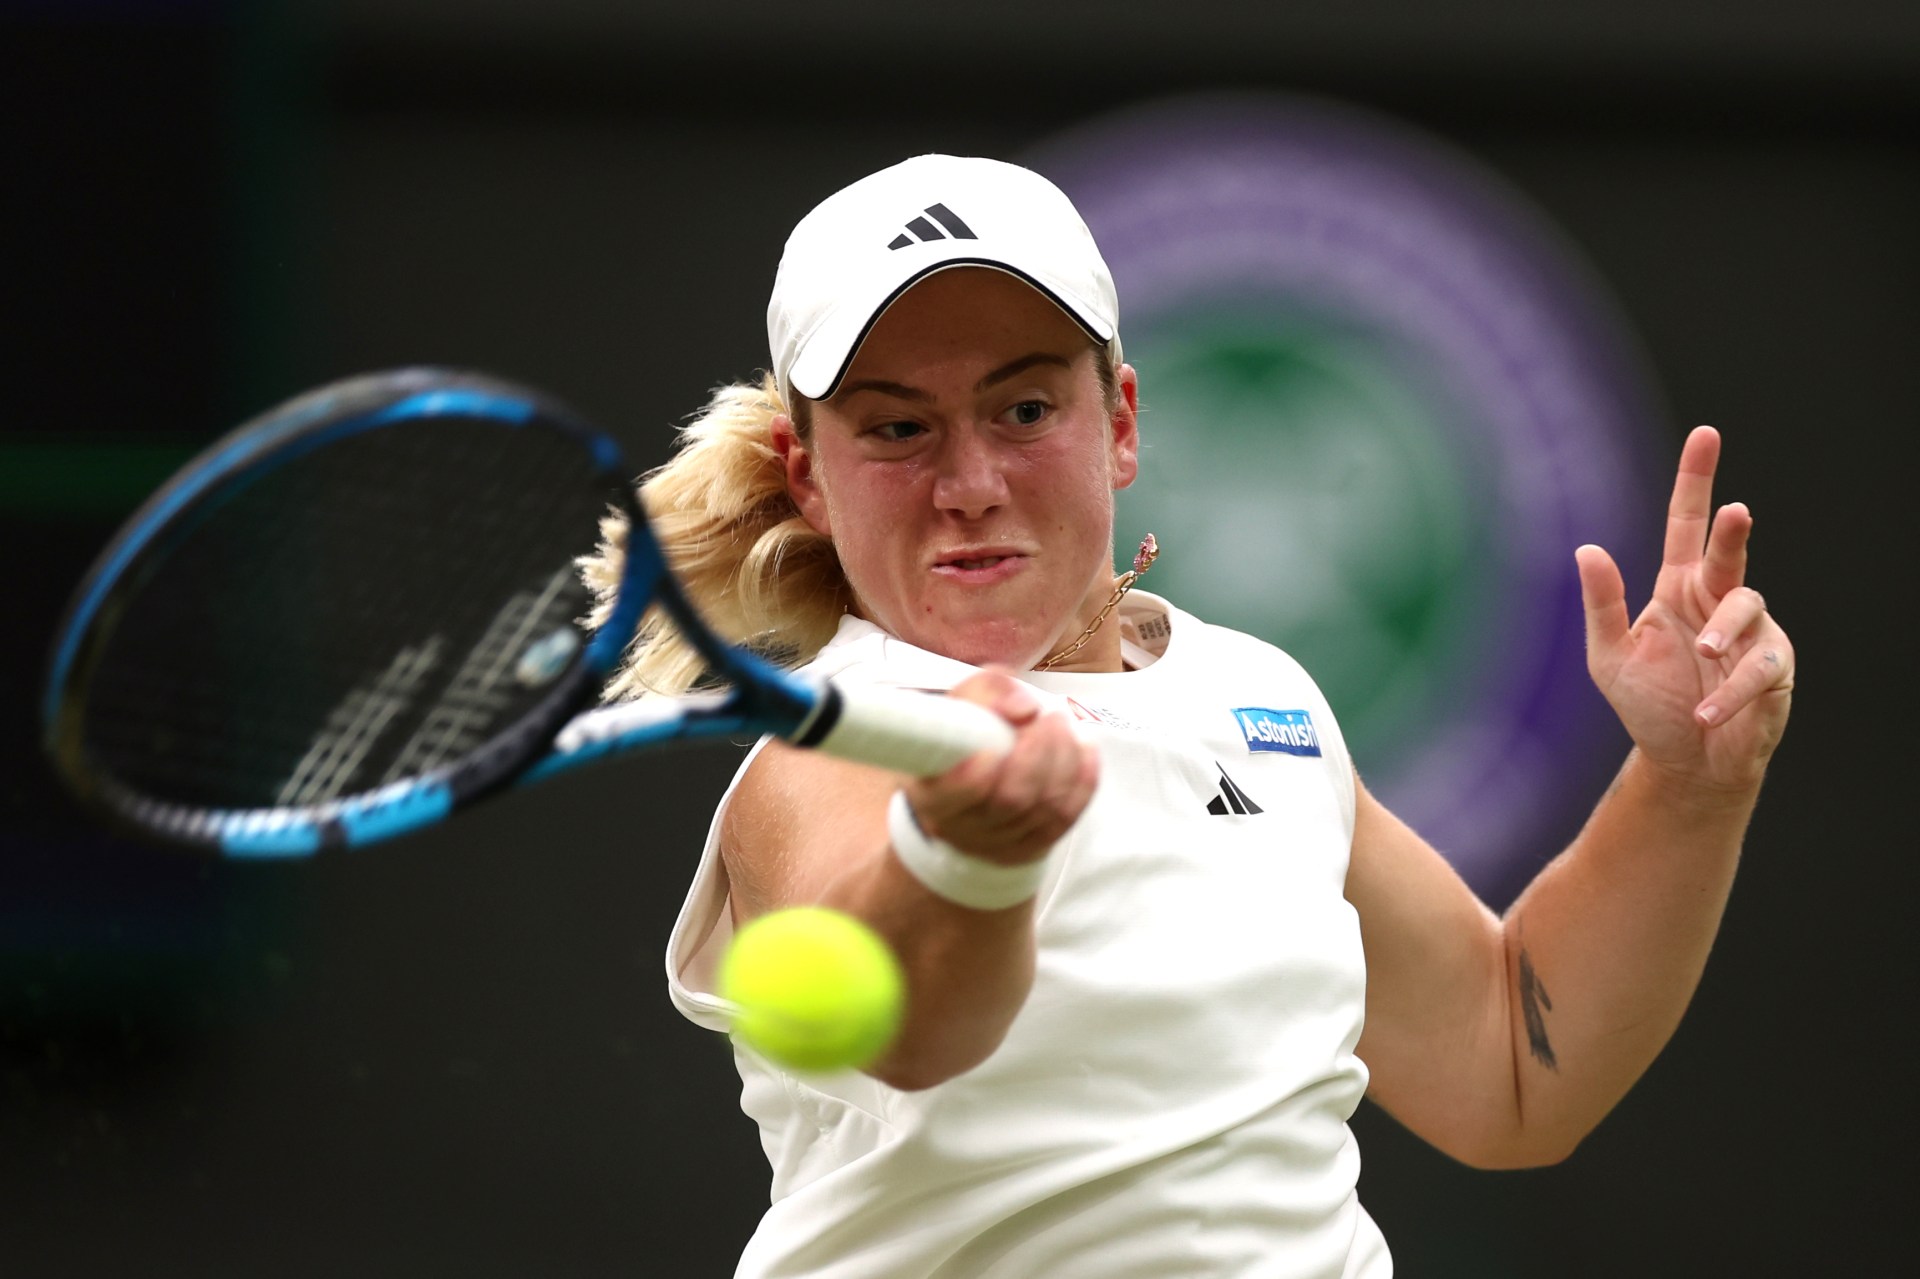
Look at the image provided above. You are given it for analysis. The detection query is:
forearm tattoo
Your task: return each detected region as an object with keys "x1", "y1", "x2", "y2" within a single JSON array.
[{"x1": 1518, "y1": 945, "x2": 1558, "y2": 1071}]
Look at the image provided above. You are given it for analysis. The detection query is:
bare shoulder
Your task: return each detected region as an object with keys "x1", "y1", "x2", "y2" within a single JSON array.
[
  {"x1": 1347, "y1": 774, "x2": 1442, "y2": 901},
  {"x1": 1345, "y1": 772, "x2": 1498, "y2": 945},
  {"x1": 720, "y1": 741, "x2": 906, "y2": 920}
]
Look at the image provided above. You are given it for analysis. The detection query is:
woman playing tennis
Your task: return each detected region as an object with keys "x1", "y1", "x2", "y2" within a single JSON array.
[{"x1": 585, "y1": 155, "x2": 1795, "y2": 1277}]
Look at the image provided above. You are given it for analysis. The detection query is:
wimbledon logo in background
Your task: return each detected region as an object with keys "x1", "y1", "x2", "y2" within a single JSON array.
[{"x1": 1029, "y1": 95, "x2": 1663, "y2": 903}]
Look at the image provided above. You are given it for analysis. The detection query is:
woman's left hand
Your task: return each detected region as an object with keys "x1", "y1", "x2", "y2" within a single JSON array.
[{"x1": 1576, "y1": 426, "x2": 1795, "y2": 794}]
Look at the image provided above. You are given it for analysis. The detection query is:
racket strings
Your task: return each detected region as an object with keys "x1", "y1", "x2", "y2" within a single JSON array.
[
  {"x1": 277, "y1": 635, "x2": 446, "y2": 805},
  {"x1": 79, "y1": 416, "x2": 608, "y2": 812},
  {"x1": 380, "y1": 565, "x2": 581, "y2": 784}
]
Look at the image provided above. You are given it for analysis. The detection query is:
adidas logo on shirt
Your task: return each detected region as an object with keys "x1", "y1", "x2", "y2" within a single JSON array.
[
  {"x1": 886, "y1": 203, "x2": 978, "y2": 250},
  {"x1": 1205, "y1": 765, "x2": 1263, "y2": 816}
]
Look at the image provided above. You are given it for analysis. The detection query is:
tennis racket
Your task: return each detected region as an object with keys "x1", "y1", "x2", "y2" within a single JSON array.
[{"x1": 43, "y1": 368, "x2": 1014, "y2": 856}]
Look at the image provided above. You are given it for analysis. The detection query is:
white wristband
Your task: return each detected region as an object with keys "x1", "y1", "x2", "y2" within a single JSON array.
[{"x1": 886, "y1": 790, "x2": 1047, "y2": 911}]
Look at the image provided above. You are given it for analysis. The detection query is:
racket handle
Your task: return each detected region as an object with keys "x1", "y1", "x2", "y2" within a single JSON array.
[{"x1": 800, "y1": 681, "x2": 1016, "y2": 776}]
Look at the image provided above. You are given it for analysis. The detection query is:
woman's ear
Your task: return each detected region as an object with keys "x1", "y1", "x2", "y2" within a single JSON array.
[
  {"x1": 772, "y1": 412, "x2": 832, "y2": 537},
  {"x1": 1109, "y1": 363, "x2": 1141, "y2": 491}
]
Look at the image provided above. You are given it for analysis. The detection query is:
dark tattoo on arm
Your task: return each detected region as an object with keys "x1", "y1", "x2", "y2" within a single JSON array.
[{"x1": 1518, "y1": 946, "x2": 1558, "y2": 1071}]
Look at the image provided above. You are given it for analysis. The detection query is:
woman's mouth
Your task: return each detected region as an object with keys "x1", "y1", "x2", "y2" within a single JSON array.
[{"x1": 932, "y1": 552, "x2": 1026, "y2": 583}]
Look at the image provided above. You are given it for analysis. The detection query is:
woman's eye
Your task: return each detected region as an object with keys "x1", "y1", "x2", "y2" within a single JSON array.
[
  {"x1": 1008, "y1": 400, "x2": 1049, "y2": 427},
  {"x1": 871, "y1": 420, "x2": 924, "y2": 443}
]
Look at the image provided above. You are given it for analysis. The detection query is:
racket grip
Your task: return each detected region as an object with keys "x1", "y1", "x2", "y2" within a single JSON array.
[{"x1": 802, "y1": 681, "x2": 1016, "y2": 776}]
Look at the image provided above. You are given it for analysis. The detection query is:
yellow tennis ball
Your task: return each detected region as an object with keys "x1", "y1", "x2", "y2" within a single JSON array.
[{"x1": 719, "y1": 906, "x2": 906, "y2": 1073}]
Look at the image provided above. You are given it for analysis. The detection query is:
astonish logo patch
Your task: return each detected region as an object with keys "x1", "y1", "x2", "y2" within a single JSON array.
[{"x1": 1234, "y1": 707, "x2": 1321, "y2": 757}]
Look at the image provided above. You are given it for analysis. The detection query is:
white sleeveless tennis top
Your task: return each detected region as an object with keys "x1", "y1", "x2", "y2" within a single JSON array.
[{"x1": 666, "y1": 593, "x2": 1391, "y2": 1277}]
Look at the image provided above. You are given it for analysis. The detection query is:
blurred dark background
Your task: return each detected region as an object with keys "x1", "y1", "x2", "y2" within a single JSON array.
[{"x1": 3, "y1": 1, "x2": 1914, "y2": 1275}]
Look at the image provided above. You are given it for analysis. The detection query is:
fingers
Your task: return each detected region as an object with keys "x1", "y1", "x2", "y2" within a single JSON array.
[
  {"x1": 1662, "y1": 425, "x2": 1722, "y2": 569},
  {"x1": 1695, "y1": 583, "x2": 1767, "y2": 658},
  {"x1": 1575, "y1": 544, "x2": 1631, "y2": 671},
  {"x1": 1696, "y1": 630, "x2": 1796, "y2": 727},
  {"x1": 908, "y1": 677, "x2": 1098, "y2": 865},
  {"x1": 1699, "y1": 502, "x2": 1752, "y2": 601},
  {"x1": 945, "y1": 667, "x2": 1043, "y2": 728}
]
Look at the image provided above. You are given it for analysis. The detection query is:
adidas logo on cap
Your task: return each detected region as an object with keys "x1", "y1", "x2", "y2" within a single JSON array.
[{"x1": 886, "y1": 203, "x2": 978, "y2": 250}]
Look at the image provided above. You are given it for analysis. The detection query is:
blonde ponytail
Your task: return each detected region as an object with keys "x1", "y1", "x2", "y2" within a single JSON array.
[{"x1": 579, "y1": 373, "x2": 853, "y2": 700}]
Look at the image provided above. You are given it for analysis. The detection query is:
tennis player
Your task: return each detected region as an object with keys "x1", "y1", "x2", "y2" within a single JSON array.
[{"x1": 584, "y1": 155, "x2": 1794, "y2": 1276}]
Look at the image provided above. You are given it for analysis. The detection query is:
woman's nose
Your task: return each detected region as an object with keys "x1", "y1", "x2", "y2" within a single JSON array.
[{"x1": 929, "y1": 434, "x2": 1009, "y2": 519}]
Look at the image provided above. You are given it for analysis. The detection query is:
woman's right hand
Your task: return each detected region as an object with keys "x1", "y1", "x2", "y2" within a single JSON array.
[{"x1": 903, "y1": 669, "x2": 1100, "y2": 867}]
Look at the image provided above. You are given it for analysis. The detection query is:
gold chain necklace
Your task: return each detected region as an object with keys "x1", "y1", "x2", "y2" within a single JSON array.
[{"x1": 1034, "y1": 534, "x2": 1159, "y2": 672}]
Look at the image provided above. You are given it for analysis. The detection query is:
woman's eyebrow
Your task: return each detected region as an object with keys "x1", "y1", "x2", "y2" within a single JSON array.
[
  {"x1": 975, "y1": 352, "x2": 1073, "y2": 392},
  {"x1": 835, "y1": 377, "x2": 931, "y2": 403}
]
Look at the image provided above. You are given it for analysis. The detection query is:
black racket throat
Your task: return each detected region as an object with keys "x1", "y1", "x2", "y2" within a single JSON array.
[{"x1": 789, "y1": 681, "x2": 844, "y2": 748}]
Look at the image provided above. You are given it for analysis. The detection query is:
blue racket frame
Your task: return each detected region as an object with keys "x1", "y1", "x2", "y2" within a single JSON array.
[{"x1": 43, "y1": 369, "x2": 831, "y2": 857}]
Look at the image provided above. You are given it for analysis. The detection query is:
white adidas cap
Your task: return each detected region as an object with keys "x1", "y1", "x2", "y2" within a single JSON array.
[{"x1": 768, "y1": 154, "x2": 1122, "y2": 405}]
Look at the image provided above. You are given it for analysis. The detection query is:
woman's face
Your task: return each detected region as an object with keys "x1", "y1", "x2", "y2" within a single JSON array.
[{"x1": 779, "y1": 267, "x2": 1139, "y2": 671}]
